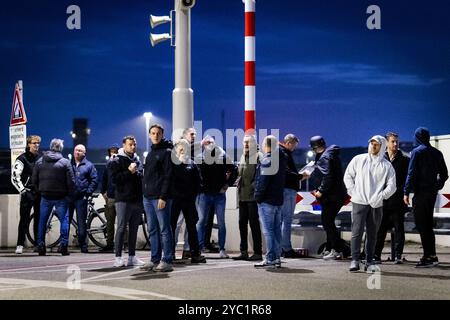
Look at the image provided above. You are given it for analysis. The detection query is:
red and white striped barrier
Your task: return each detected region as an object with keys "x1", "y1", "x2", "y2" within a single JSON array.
[
  {"x1": 244, "y1": 0, "x2": 256, "y2": 134},
  {"x1": 296, "y1": 192, "x2": 450, "y2": 209}
]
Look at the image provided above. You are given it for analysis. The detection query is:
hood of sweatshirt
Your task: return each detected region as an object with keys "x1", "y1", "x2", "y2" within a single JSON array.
[
  {"x1": 367, "y1": 135, "x2": 387, "y2": 163},
  {"x1": 118, "y1": 148, "x2": 138, "y2": 161},
  {"x1": 414, "y1": 127, "x2": 431, "y2": 147},
  {"x1": 43, "y1": 151, "x2": 63, "y2": 163},
  {"x1": 151, "y1": 138, "x2": 173, "y2": 151}
]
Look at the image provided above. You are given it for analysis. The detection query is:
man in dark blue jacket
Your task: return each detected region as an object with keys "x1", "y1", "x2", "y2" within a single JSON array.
[
  {"x1": 254, "y1": 135, "x2": 286, "y2": 268},
  {"x1": 142, "y1": 124, "x2": 175, "y2": 272},
  {"x1": 309, "y1": 136, "x2": 349, "y2": 260},
  {"x1": 32, "y1": 138, "x2": 75, "y2": 256},
  {"x1": 68, "y1": 144, "x2": 98, "y2": 253},
  {"x1": 404, "y1": 127, "x2": 448, "y2": 268}
]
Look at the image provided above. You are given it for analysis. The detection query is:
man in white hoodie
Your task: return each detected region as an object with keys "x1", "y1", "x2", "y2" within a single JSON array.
[{"x1": 344, "y1": 135, "x2": 396, "y2": 272}]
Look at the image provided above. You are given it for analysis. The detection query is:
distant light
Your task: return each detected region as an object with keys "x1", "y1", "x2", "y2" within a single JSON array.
[
  {"x1": 143, "y1": 112, "x2": 153, "y2": 121},
  {"x1": 71, "y1": 133, "x2": 77, "y2": 139},
  {"x1": 307, "y1": 151, "x2": 314, "y2": 158},
  {"x1": 143, "y1": 151, "x2": 148, "y2": 158},
  {"x1": 105, "y1": 156, "x2": 110, "y2": 161},
  {"x1": 86, "y1": 128, "x2": 91, "y2": 135},
  {"x1": 68, "y1": 154, "x2": 72, "y2": 160}
]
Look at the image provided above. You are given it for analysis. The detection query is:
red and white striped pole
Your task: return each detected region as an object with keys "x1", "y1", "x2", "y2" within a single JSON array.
[{"x1": 244, "y1": 0, "x2": 255, "y2": 135}]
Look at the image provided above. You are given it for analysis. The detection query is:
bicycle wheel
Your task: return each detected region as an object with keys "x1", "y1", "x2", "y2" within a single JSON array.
[
  {"x1": 27, "y1": 212, "x2": 61, "y2": 248},
  {"x1": 87, "y1": 207, "x2": 107, "y2": 248},
  {"x1": 26, "y1": 209, "x2": 37, "y2": 246},
  {"x1": 137, "y1": 212, "x2": 150, "y2": 250}
]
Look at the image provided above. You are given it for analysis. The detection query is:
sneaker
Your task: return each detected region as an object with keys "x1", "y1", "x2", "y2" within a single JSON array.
[
  {"x1": 364, "y1": 263, "x2": 379, "y2": 273},
  {"x1": 219, "y1": 250, "x2": 229, "y2": 259},
  {"x1": 191, "y1": 255, "x2": 207, "y2": 264},
  {"x1": 416, "y1": 257, "x2": 434, "y2": 268},
  {"x1": 81, "y1": 247, "x2": 89, "y2": 254},
  {"x1": 349, "y1": 260, "x2": 360, "y2": 272},
  {"x1": 181, "y1": 250, "x2": 191, "y2": 260},
  {"x1": 154, "y1": 261, "x2": 174, "y2": 272},
  {"x1": 274, "y1": 258, "x2": 282, "y2": 268},
  {"x1": 128, "y1": 256, "x2": 145, "y2": 266},
  {"x1": 140, "y1": 261, "x2": 156, "y2": 271},
  {"x1": 430, "y1": 256, "x2": 439, "y2": 266},
  {"x1": 394, "y1": 257, "x2": 403, "y2": 265},
  {"x1": 323, "y1": 249, "x2": 342, "y2": 260},
  {"x1": 247, "y1": 254, "x2": 263, "y2": 261},
  {"x1": 60, "y1": 246, "x2": 70, "y2": 256},
  {"x1": 254, "y1": 259, "x2": 276, "y2": 269},
  {"x1": 232, "y1": 252, "x2": 249, "y2": 260},
  {"x1": 15, "y1": 245, "x2": 23, "y2": 254},
  {"x1": 38, "y1": 246, "x2": 46, "y2": 256},
  {"x1": 113, "y1": 257, "x2": 125, "y2": 268},
  {"x1": 372, "y1": 256, "x2": 382, "y2": 264}
]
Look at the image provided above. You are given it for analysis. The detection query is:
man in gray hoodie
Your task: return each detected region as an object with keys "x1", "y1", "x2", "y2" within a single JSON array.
[{"x1": 344, "y1": 135, "x2": 396, "y2": 272}]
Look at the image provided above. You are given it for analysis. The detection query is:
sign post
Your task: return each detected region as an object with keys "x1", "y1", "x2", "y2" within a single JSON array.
[{"x1": 9, "y1": 81, "x2": 27, "y2": 167}]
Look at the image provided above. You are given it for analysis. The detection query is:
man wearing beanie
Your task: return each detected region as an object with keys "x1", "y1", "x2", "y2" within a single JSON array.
[
  {"x1": 404, "y1": 127, "x2": 448, "y2": 268},
  {"x1": 344, "y1": 135, "x2": 396, "y2": 272}
]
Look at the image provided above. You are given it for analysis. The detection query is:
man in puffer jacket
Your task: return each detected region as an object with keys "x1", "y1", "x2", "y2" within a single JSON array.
[
  {"x1": 344, "y1": 135, "x2": 396, "y2": 272},
  {"x1": 32, "y1": 138, "x2": 76, "y2": 256},
  {"x1": 404, "y1": 127, "x2": 448, "y2": 268}
]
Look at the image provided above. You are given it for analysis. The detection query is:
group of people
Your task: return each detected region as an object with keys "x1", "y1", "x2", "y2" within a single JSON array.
[{"x1": 10, "y1": 125, "x2": 448, "y2": 272}]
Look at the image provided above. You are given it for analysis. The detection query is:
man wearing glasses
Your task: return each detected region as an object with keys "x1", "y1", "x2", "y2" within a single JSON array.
[{"x1": 11, "y1": 135, "x2": 42, "y2": 254}]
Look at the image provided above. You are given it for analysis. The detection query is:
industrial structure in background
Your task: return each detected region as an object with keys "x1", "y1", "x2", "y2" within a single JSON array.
[{"x1": 70, "y1": 118, "x2": 90, "y2": 148}]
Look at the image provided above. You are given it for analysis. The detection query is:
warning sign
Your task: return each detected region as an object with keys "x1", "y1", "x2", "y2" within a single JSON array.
[
  {"x1": 10, "y1": 83, "x2": 27, "y2": 126},
  {"x1": 9, "y1": 125, "x2": 27, "y2": 149}
]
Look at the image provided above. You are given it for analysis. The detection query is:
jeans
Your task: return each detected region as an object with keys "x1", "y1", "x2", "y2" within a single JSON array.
[
  {"x1": 258, "y1": 202, "x2": 282, "y2": 262},
  {"x1": 374, "y1": 205, "x2": 405, "y2": 259},
  {"x1": 351, "y1": 203, "x2": 383, "y2": 263},
  {"x1": 238, "y1": 201, "x2": 262, "y2": 255},
  {"x1": 196, "y1": 193, "x2": 226, "y2": 251},
  {"x1": 280, "y1": 188, "x2": 297, "y2": 252},
  {"x1": 68, "y1": 198, "x2": 88, "y2": 250},
  {"x1": 143, "y1": 198, "x2": 174, "y2": 264},
  {"x1": 114, "y1": 201, "x2": 142, "y2": 257},
  {"x1": 17, "y1": 191, "x2": 40, "y2": 247},
  {"x1": 38, "y1": 197, "x2": 69, "y2": 247},
  {"x1": 412, "y1": 191, "x2": 438, "y2": 258}
]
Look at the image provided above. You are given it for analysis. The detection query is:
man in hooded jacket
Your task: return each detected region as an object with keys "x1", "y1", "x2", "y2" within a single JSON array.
[
  {"x1": 404, "y1": 127, "x2": 448, "y2": 268},
  {"x1": 344, "y1": 135, "x2": 396, "y2": 272}
]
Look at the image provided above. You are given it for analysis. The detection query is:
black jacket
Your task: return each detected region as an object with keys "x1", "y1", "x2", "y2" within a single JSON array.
[
  {"x1": 111, "y1": 149, "x2": 143, "y2": 203},
  {"x1": 254, "y1": 149, "x2": 287, "y2": 206},
  {"x1": 101, "y1": 159, "x2": 116, "y2": 199},
  {"x1": 172, "y1": 158, "x2": 202, "y2": 201},
  {"x1": 405, "y1": 127, "x2": 448, "y2": 194},
  {"x1": 384, "y1": 150, "x2": 409, "y2": 209},
  {"x1": 143, "y1": 139, "x2": 173, "y2": 200},
  {"x1": 312, "y1": 145, "x2": 348, "y2": 203},
  {"x1": 11, "y1": 149, "x2": 40, "y2": 193},
  {"x1": 199, "y1": 146, "x2": 238, "y2": 194},
  {"x1": 32, "y1": 151, "x2": 76, "y2": 200},
  {"x1": 280, "y1": 145, "x2": 300, "y2": 192}
]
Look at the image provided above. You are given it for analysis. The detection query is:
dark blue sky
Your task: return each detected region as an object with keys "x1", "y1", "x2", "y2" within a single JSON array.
[{"x1": 1, "y1": 0, "x2": 449, "y2": 150}]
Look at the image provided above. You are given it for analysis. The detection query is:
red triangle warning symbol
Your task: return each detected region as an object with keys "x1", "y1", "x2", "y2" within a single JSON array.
[
  {"x1": 10, "y1": 83, "x2": 27, "y2": 126},
  {"x1": 296, "y1": 193, "x2": 304, "y2": 204}
]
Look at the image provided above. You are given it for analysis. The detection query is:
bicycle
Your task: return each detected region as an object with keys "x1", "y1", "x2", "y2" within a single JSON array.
[{"x1": 26, "y1": 194, "x2": 150, "y2": 250}]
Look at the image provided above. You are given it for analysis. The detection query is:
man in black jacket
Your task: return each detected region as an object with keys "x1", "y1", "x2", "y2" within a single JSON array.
[
  {"x1": 197, "y1": 136, "x2": 238, "y2": 258},
  {"x1": 404, "y1": 127, "x2": 448, "y2": 267},
  {"x1": 11, "y1": 135, "x2": 41, "y2": 254},
  {"x1": 110, "y1": 136, "x2": 145, "y2": 267},
  {"x1": 309, "y1": 136, "x2": 349, "y2": 260},
  {"x1": 32, "y1": 138, "x2": 75, "y2": 256},
  {"x1": 142, "y1": 124, "x2": 175, "y2": 272},
  {"x1": 374, "y1": 132, "x2": 409, "y2": 264}
]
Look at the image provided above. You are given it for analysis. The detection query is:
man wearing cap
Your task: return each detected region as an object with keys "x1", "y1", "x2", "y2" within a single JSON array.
[
  {"x1": 404, "y1": 127, "x2": 448, "y2": 268},
  {"x1": 344, "y1": 135, "x2": 396, "y2": 272},
  {"x1": 309, "y1": 136, "x2": 349, "y2": 260}
]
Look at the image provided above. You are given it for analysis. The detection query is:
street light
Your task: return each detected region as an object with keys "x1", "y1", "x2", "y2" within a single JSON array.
[
  {"x1": 305, "y1": 150, "x2": 314, "y2": 191},
  {"x1": 143, "y1": 112, "x2": 153, "y2": 153}
]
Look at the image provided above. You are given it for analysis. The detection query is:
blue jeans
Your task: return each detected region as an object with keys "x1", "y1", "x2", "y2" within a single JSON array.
[
  {"x1": 258, "y1": 202, "x2": 282, "y2": 262},
  {"x1": 196, "y1": 193, "x2": 226, "y2": 251},
  {"x1": 68, "y1": 198, "x2": 88, "y2": 250},
  {"x1": 143, "y1": 198, "x2": 174, "y2": 264},
  {"x1": 38, "y1": 198, "x2": 69, "y2": 247},
  {"x1": 281, "y1": 188, "x2": 297, "y2": 252}
]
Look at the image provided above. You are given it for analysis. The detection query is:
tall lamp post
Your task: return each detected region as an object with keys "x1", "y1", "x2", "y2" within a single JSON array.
[{"x1": 143, "y1": 112, "x2": 153, "y2": 155}]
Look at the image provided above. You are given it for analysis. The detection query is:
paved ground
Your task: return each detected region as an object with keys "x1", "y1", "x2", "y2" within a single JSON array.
[{"x1": 0, "y1": 243, "x2": 449, "y2": 300}]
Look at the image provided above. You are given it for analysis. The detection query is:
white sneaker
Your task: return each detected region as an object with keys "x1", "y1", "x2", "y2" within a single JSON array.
[
  {"x1": 113, "y1": 257, "x2": 125, "y2": 267},
  {"x1": 323, "y1": 249, "x2": 342, "y2": 260},
  {"x1": 140, "y1": 261, "x2": 155, "y2": 271},
  {"x1": 127, "y1": 256, "x2": 145, "y2": 266},
  {"x1": 15, "y1": 245, "x2": 23, "y2": 254},
  {"x1": 154, "y1": 261, "x2": 173, "y2": 272},
  {"x1": 219, "y1": 250, "x2": 229, "y2": 259}
]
